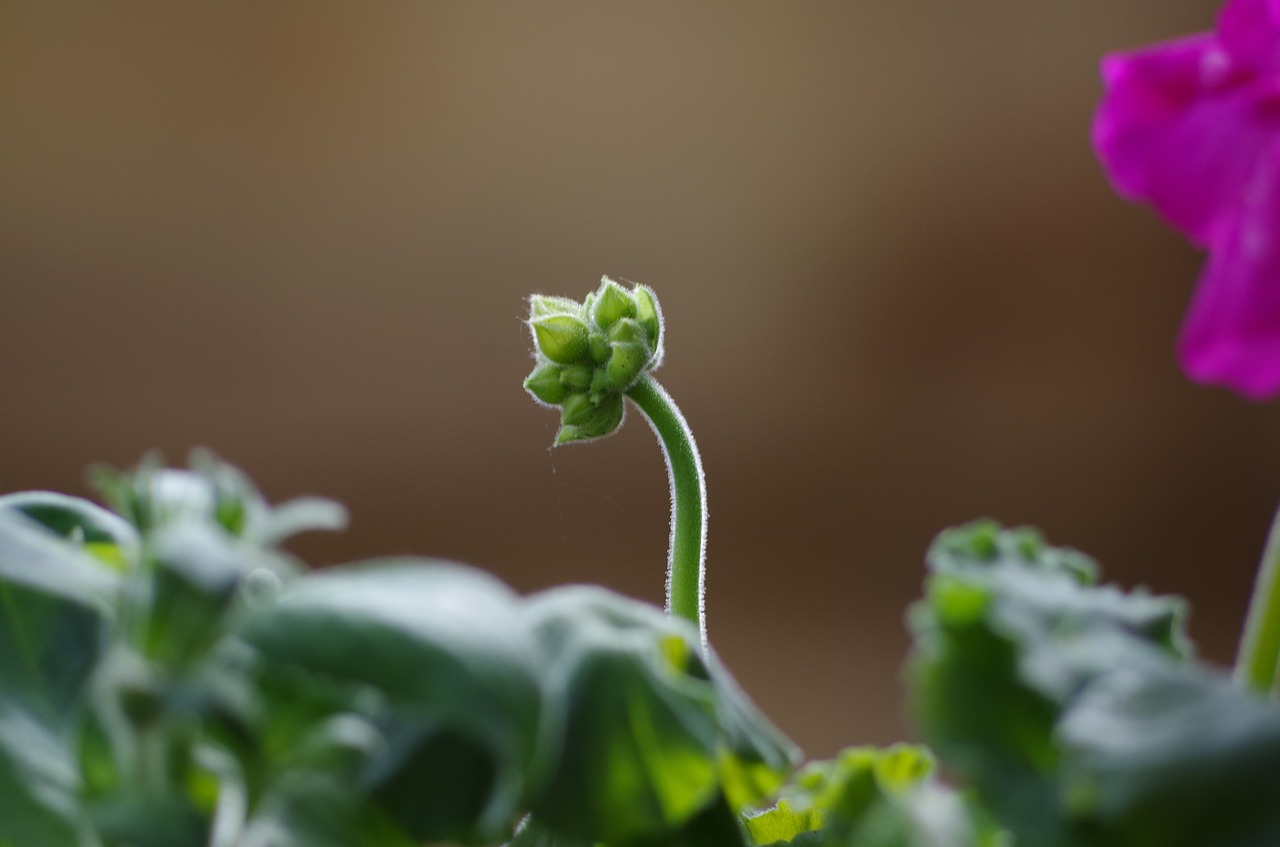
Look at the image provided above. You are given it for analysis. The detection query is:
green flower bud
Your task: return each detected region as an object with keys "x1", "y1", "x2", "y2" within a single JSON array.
[
  {"x1": 559, "y1": 363, "x2": 593, "y2": 391},
  {"x1": 607, "y1": 316, "x2": 646, "y2": 345},
  {"x1": 531, "y1": 315, "x2": 590, "y2": 365},
  {"x1": 523, "y1": 278, "x2": 667, "y2": 446},
  {"x1": 524, "y1": 363, "x2": 567, "y2": 405},
  {"x1": 589, "y1": 334, "x2": 611, "y2": 365},
  {"x1": 592, "y1": 277, "x2": 637, "y2": 330},
  {"x1": 604, "y1": 341, "x2": 649, "y2": 391},
  {"x1": 529, "y1": 294, "x2": 582, "y2": 319},
  {"x1": 556, "y1": 394, "x2": 624, "y2": 444},
  {"x1": 589, "y1": 367, "x2": 610, "y2": 399},
  {"x1": 633, "y1": 285, "x2": 663, "y2": 361},
  {"x1": 560, "y1": 392, "x2": 596, "y2": 427}
]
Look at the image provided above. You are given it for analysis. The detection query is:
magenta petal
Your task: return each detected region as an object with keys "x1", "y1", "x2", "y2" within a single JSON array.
[
  {"x1": 1219, "y1": 0, "x2": 1280, "y2": 69},
  {"x1": 1177, "y1": 139, "x2": 1280, "y2": 399},
  {"x1": 1094, "y1": 36, "x2": 1274, "y2": 246}
]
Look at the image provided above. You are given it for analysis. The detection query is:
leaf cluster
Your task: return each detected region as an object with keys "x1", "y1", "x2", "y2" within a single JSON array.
[
  {"x1": 908, "y1": 520, "x2": 1280, "y2": 847},
  {"x1": 8, "y1": 454, "x2": 1280, "y2": 847},
  {"x1": 0, "y1": 453, "x2": 797, "y2": 847}
]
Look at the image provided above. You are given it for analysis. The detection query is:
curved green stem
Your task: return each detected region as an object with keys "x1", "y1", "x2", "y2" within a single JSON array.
[
  {"x1": 1235, "y1": 500, "x2": 1280, "y2": 695},
  {"x1": 625, "y1": 374, "x2": 707, "y2": 644}
]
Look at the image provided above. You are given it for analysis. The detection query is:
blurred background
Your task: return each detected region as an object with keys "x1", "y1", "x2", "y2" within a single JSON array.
[{"x1": 1, "y1": 1, "x2": 1273, "y2": 757}]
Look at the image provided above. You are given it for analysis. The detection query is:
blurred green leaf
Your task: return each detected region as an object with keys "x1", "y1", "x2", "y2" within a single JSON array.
[
  {"x1": 236, "y1": 560, "x2": 543, "y2": 843},
  {"x1": 906, "y1": 520, "x2": 1263, "y2": 847},
  {"x1": 0, "y1": 513, "x2": 114, "y2": 730},
  {"x1": 1058, "y1": 663, "x2": 1280, "y2": 846},
  {"x1": 253, "y1": 497, "x2": 347, "y2": 547},
  {"x1": 142, "y1": 523, "x2": 292, "y2": 669},
  {"x1": 0, "y1": 492, "x2": 138, "y2": 572},
  {"x1": 93, "y1": 450, "x2": 344, "y2": 547},
  {"x1": 524, "y1": 586, "x2": 797, "y2": 846},
  {"x1": 240, "y1": 775, "x2": 416, "y2": 847},
  {"x1": 0, "y1": 706, "x2": 92, "y2": 847},
  {"x1": 745, "y1": 746, "x2": 986, "y2": 847}
]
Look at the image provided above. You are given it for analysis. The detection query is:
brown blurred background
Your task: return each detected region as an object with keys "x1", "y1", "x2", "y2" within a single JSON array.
[{"x1": 2, "y1": 1, "x2": 1275, "y2": 757}]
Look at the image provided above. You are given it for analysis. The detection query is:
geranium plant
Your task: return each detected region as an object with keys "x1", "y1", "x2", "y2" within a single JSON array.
[{"x1": 5, "y1": 4, "x2": 1280, "y2": 846}]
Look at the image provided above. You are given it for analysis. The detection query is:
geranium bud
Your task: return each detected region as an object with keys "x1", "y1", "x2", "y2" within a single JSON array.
[
  {"x1": 524, "y1": 364, "x2": 567, "y2": 406},
  {"x1": 589, "y1": 334, "x2": 612, "y2": 365},
  {"x1": 560, "y1": 363, "x2": 593, "y2": 391},
  {"x1": 633, "y1": 286, "x2": 662, "y2": 357},
  {"x1": 605, "y1": 341, "x2": 649, "y2": 391},
  {"x1": 607, "y1": 317, "x2": 646, "y2": 345},
  {"x1": 560, "y1": 392, "x2": 596, "y2": 427},
  {"x1": 529, "y1": 294, "x2": 582, "y2": 319},
  {"x1": 532, "y1": 315, "x2": 590, "y2": 365},
  {"x1": 592, "y1": 277, "x2": 637, "y2": 330},
  {"x1": 556, "y1": 394, "x2": 624, "y2": 444}
]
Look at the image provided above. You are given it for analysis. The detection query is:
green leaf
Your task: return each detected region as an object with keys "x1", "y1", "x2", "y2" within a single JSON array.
[
  {"x1": 88, "y1": 793, "x2": 207, "y2": 847},
  {"x1": 93, "y1": 451, "x2": 344, "y2": 547},
  {"x1": 524, "y1": 586, "x2": 797, "y2": 846},
  {"x1": 143, "y1": 523, "x2": 293, "y2": 669},
  {"x1": 745, "y1": 746, "x2": 985, "y2": 847},
  {"x1": 0, "y1": 512, "x2": 115, "y2": 730},
  {"x1": 906, "y1": 521, "x2": 1195, "y2": 847},
  {"x1": 236, "y1": 560, "x2": 544, "y2": 843},
  {"x1": 252, "y1": 497, "x2": 348, "y2": 547},
  {"x1": 240, "y1": 775, "x2": 417, "y2": 847},
  {"x1": 0, "y1": 706, "x2": 92, "y2": 847},
  {"x1": 0, "y1": 491, "x2": 139, "y2": 571},
  {"x1": 1058, "y1": 663, "x2": 1280, "y2": 847}
]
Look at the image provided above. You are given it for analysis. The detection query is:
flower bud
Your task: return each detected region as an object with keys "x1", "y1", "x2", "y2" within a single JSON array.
[
  {"x1": 523, "y1": 278, "x2": 667, "y2": 446},
  {"x1": 604, "y1": 341, "x2": 649, "y2": 391},
  {"x1": 531, "y1": 315, "x2": 590, "y2": 365},
  {"x1": 560, "y1": 392, "x2": 596, "y2": 427},
  {"x1": 524, "y1": 364, "x2": 567, "y2": 405},
  {"x1": 559, "y1": 363, "x2": 593, "y2": 391},
  {"x1": 592, "y1": 277, "x2": 637, "y2": 330},
  {"x1": 555, "y1": 394, "x2": 624, "y2": 445},
  {"x1": 633, "y1": 285, "x2": 662, "y2": 359},
  {"x1": 607, "y1": 317, "x2": 646, "y2": 345},
  {"x1": 529, "y1": 294, "x2": 582, "y2": 319},
  {"x1": 589, "y1": 334, "x2": 611, "y2": 365}
]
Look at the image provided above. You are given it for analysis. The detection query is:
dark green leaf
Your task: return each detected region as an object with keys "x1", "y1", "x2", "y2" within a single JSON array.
[
  {"x1": 0, "y1": 706, "x2": 91, "y2": 847},
  {"x1": 0, "y1": 513, "x2": 114, "y2": 730},
  {"x1": 237, "y1": 560, "x2": 543, "y2": 843}
]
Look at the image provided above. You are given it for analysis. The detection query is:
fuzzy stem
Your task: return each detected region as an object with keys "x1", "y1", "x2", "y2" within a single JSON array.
[
  {"x1": 1235, "y1": 500, "x2": 1280, "y2": 695},
  {"x1": 625, "y1": 374, "x2": 707, "y2": 644}
]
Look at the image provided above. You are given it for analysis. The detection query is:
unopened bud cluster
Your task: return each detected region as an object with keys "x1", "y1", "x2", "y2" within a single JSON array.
[{"x1": 524, "y1": 277, "x2": 664, "y2": 445}]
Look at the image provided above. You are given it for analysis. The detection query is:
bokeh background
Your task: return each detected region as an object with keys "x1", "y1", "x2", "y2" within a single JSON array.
[{"x1": 2, "y1": 1, "x2": 1273, "y2": 757}]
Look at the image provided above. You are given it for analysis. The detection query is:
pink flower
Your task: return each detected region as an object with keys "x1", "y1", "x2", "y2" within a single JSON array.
[{"x1": 1093, "y1": 0, "x2": 1280, "y2": 399}]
